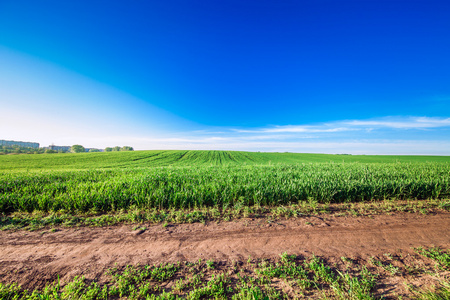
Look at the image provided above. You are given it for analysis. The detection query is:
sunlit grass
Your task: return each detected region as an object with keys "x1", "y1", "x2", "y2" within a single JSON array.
[{"x1": 1, "y1": 160, "x2": 449, "y2": 214}]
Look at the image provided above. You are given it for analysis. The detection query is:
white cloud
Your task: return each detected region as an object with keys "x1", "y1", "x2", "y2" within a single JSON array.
[
  {"x1": 235, "y1": 126, "x2": 351, "y2": 133},
  {"x1": 232, "y1": 116, "x2": 450, "y2": 135},
  {"x1": 344, "y1": 117, "x2": 450, "y2": 129}
]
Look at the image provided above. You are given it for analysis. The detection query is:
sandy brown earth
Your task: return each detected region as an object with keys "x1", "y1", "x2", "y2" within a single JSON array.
[{"x1": 1, "y1": 212, "x2": 449, "y2": 289}]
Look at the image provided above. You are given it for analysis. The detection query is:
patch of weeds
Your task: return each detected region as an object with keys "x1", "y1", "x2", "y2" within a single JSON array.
[
  {"x1": 439, "y1": 201, "x2": 450, "y2": 211},
  {"x1": 132, "y1": 225, "x2": 147, "y2": 231},
  {"x1": 414, "y1": 247, "x2": 450, "y2": 269},
  {"x1": 173, "y1": 278, "x2": 187, "y2": 292},
  {"x1": 256, "y1": 253, "x2": 308, "y2": 281},
  {"x1": 231, "y1": 283, "x2": 266, "y2": 300},
  {"x1": 341, "y1": 256, "x2": 353, "y2": 269},
  {"x1": 0, "y1": 282, "x2": 24, "y2": 299},
  {"x1": 369, "y1": 256, "x2": 400, "y2": 275},
  {"x1": 306, "y1": 255, "x2": 336, "y2": 284},
  {"x1": 384, "y1": 263, "x2": 400, "y2": 275},
  {"x1": 331, "y1": 267, "x2": 377, "y2": 300},
  {"x1": 61, "y1": 276, "x2": 106, "y2": 299},
  {"x1": 206, "y1": 259, "x2": 215, "y2": 270},
  {"x1": 412, "y1": 280, "x2": 450, "y2": 300},
  {"x1": 383, "y1": 253, "x2": 394, "y2": 260},
  {"x1": 186, "y1": 274, "x2": 230, "y2": 299}
]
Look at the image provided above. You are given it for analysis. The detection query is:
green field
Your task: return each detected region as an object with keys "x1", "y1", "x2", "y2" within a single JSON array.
[
  {"x1": 1, "y1": 150, "x2": 450, "y2": 170},
  {"x1": 1, "y1": 150, "x2": 449, "y2": 214}
]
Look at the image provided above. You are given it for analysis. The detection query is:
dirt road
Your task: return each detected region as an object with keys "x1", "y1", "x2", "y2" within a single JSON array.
[{"x1": 1, "y1": 212, "x2": 449, "y2": 289}]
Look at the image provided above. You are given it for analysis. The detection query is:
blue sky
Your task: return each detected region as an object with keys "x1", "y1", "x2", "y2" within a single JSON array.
[{"x1": 0, "y1": 0, "x2": 449, "y2": 154}]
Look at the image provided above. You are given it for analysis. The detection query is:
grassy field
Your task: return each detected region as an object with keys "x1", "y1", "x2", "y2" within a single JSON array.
[
  {"x1": 0, "y1": 150, "x2": 449, "y2": 215},
  {"x1": 1, "y1": 150, "x2": 450, "y2": 170}
]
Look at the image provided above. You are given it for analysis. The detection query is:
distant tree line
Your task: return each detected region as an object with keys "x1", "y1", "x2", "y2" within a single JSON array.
[
  {"x1": 71, "y1": 145, "x2": 134, "y2": 153},
  {"x1": 0, "y1": 144, "x2": 134, "y2": 155},
  {"x1": 104, "y1": 146, "x2": 134, "y2": 152},
  {"x1": 0, "y1": 145, "x2": 45, "y2": 155}
]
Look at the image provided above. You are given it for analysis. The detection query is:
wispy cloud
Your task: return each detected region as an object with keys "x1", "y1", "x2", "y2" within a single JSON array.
[
  {"x1": 344, "y1": 117, "x2": 450, "y2": 129},
  {"x1": 233, "y1": 116, "x2": 450, "y2": 134},
  {"x1": 234, "y1": 126, "x2": 351, "y2": 133}
]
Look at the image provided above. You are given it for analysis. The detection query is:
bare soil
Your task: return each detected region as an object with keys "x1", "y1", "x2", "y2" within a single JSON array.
[{"x1": 1, "y1": 212, "x2": 449, "y2": 291}]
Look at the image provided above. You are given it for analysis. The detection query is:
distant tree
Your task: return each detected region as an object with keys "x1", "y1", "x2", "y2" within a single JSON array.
[
  {"x1": 70, "y1": 145, "x2": 85, "y2": 153},
  {"x1": 89, "y1": 149, "x2": 101, "y2": 152},
  {"x1": 105, "y1": 147, "x2": 113, "y2": 152},
  {"x1": 121, "y1": 146, "x2": 134, "y2": 151},
  {"x1": 45, "y1": 149, "x2": 57, "y2": 154},
  {"x1": 113, "y1": 146, "x2": 121, "y2": 152}
]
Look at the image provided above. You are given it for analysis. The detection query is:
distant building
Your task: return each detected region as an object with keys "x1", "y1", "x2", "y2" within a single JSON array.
[
  {"x1": 0, "y1": 139, "x2": 40, "y2": 148},
  {"x1": 41, "y1": 145, "x2": 104, "y2": 152},
  {"x1": 48, "y1": 145, "x2": 71, "y2": 152}
]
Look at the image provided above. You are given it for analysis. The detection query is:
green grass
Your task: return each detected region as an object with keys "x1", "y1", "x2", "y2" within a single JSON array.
[
  {"x1": 1, "y1": 199, "x2": 447, "y2": 231},
  {"x1": 1, "y1": 150, "x2": 449, "y2": 215},
  {"x1": 414, "y1": 247, "x2": 450, "y2": 269},
  {"x1": 2, "y1": 249, "x2": 449, "y2": 299},
  {"x1": 413, "y1": 281, "x2": 450, "y2": 300}
]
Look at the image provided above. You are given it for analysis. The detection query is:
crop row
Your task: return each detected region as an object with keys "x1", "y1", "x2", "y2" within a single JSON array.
[{"x1": 1, "y1": 162, "x2": 449, "y2": 213}]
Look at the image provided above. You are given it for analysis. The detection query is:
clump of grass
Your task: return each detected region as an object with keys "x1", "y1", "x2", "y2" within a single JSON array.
[
  {"x1": 331, "y1": 267, "x2": 377, "y2": 300},
  {"x1": 414, "y1": 247, "x2": 450, "y2": 269},
  {"x1": 412, "y1": 280, "x2": 450, "y2": 300}
]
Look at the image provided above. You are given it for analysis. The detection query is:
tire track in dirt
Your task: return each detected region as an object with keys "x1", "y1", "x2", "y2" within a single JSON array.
[{"x1": 1, "y1": 213, "x2": 449, "y2": 288}]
